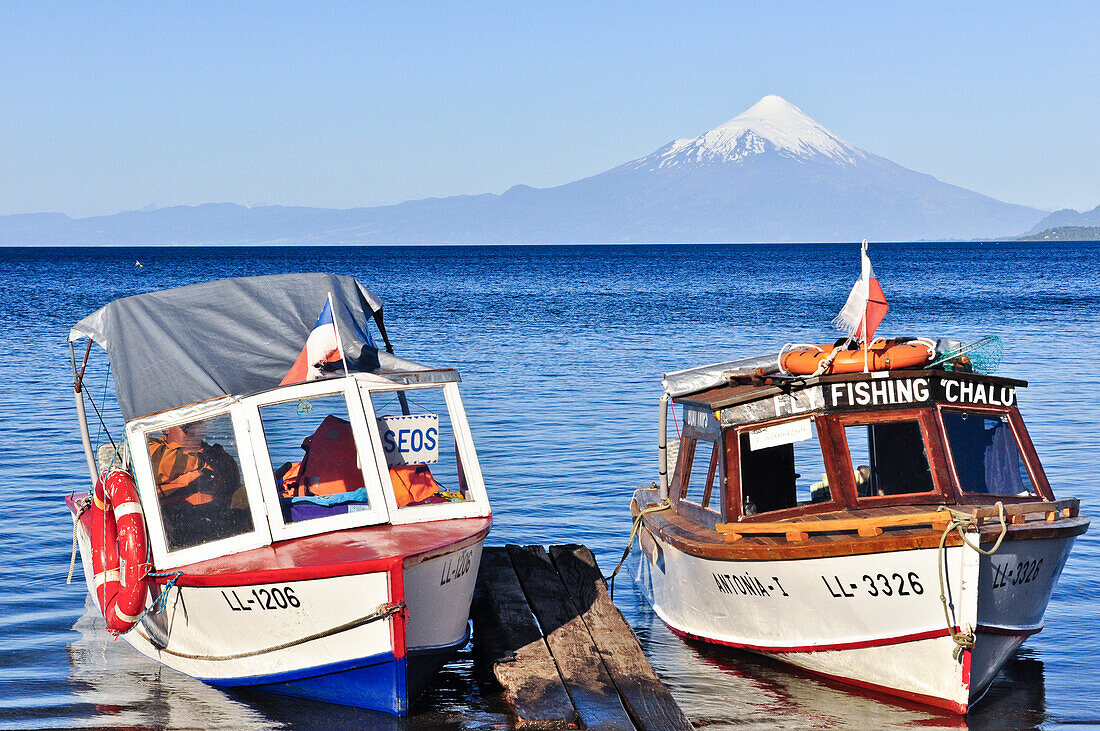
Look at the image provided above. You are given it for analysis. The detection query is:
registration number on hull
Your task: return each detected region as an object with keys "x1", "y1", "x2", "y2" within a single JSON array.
[
  {"x1": 221, "y1": 586, "x2": 302, "y2": 612},
  {"x1": 440, "y1": 548, "x2": 474, "y2": 586},
  {"x1": 991, "y1": 558, "x2": 1043, "y2": 590}
]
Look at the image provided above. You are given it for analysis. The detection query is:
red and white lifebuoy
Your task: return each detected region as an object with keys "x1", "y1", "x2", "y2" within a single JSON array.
[{"x1": 90, "y1": 470, "x2": 149, "y2": 633}]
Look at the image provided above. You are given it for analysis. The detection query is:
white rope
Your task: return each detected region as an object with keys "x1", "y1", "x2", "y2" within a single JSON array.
[{"x1": 66, "y1": 520, "x2": 79, "y2": 585}]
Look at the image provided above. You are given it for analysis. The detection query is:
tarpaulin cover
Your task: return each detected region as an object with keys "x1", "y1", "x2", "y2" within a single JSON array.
[{"x1": 70, "y1": 273, "x2": 432, "y2": 421}]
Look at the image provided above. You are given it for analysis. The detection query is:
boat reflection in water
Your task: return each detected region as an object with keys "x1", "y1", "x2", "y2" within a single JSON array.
[
  {"x1": 67, "y1": 597, "x2": 509, "y2": 730},
  {"x1": 632, "y1": 588, "x2": 1048, "y2": 730},
  {"x1": 68, "y1": 597, "x2": 275, "y2": 730}
]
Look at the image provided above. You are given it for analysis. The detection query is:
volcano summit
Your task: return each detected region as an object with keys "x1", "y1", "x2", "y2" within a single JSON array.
[{"x1": 0, "y1": 96, "x2": 1046, "y2": 244}]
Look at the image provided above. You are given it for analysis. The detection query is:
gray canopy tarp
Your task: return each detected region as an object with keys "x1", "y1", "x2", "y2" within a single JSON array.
[{"x1": 70, "y1": 273, "x2": 434, "y2": 421}]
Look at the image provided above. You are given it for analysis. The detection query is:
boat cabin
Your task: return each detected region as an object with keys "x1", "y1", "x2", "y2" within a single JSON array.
[
  {"x1": 666, "y1": 369, "x2": 1051, "y2": 528},
  {"x1": 67, "y1": 274, "x2": 491, "y2": 570},
  {"x1": 124, "y1": 371, "x2": 490, "y2": 569}
]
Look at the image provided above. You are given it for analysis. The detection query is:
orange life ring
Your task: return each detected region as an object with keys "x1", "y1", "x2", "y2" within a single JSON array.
[
  {"x1": 90, "y1": 470, "x2": 149, "y2": 633},
  {"x1": 781, "y1": 338, "x2": 935, "y2": 375}
]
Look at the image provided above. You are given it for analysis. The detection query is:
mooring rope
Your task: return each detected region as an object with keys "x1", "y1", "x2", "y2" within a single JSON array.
[
  {"x1": 66, "y1": 496, "x2": 92, "y2": 585},
  {"x1": 66, "y1": 520, "x2": 80, "y2": 585},
  {"x1": 605, "y1": 494, "x2": 672, "y2": 596},
  {"x1": 136, "y1": 600, "x2": 406, "y2": 660},
  {"x1": 935, "y1": 501, "x2": 1007, "y2": 658},
  {"x1": 108, "y1": 570, "x2": 186, "y2": 637}
]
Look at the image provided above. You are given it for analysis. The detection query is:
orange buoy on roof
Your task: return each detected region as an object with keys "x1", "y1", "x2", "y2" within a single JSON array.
[{"x1": 780, "y1": 338, "x2": 936, "y2": 376}]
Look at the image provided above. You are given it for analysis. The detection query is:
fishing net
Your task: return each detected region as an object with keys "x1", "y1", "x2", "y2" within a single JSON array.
[{"x1": 931, "y1": 336, "x2": 1003, "y2": 375}]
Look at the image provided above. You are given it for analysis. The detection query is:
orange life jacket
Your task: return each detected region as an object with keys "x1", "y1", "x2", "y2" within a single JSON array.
[
  {"x1": 277, "y1": 460, "x2": 304, "y2": 498},
  {"x1": 389, "y1": 464, "x2": 442, "y2": 507},
  {"x1": 296, "y1": 415, "x2": 365, "y2": 497},
  {"x1": 148, "y1": 436, "x2": 238, "y2": 507}
]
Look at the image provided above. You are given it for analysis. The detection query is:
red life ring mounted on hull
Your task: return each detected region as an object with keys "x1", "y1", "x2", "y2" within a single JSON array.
[{"x1": 90, "y1": 470, "x2": 150, "y2": 633}]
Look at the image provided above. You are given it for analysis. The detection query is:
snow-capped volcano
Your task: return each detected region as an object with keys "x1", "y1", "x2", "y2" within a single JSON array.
[
  {"x1": 635, "y1": 95, "x2": 866, "y2": 170},
  {"x1": 0, "y1": 95, "x2": 1049, "y2": 244}
]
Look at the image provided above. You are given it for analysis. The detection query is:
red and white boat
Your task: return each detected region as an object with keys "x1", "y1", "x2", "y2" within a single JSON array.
[
  {"x1": 65, "y1": 274, "x2": 491, "y2": 715},
  {"x1": 635, "y1": 351, "x2": 1087, "y2": 713},
  {"x1": 634, "y1": 244, "x2": 1087, "y2": 713}
]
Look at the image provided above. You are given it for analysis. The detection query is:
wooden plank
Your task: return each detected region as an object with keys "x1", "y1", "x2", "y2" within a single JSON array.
[
  {"x1": 717, "y1": 510, "x2": 952, "y2": 536},
  {"x1": 471, "y1": 548, "x2": 577, "y2": 729},
  {"x1": 969, "y1": 497, "x2": 1078, "y2": 520},
  {"x1": 507, "y1": 544, "x2": 635, "y2": 731},
  {"x1": 549, "y1": 545, "x2": 694, "y2": 731}
]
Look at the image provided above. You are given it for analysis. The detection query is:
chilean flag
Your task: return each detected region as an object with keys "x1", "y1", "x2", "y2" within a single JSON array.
[
  {"x1": 833, "y1": 239, "x2": 889, "y2": 342},
  {"x1": 280, "y1": 297, "x2": 345, "y2": 385}
]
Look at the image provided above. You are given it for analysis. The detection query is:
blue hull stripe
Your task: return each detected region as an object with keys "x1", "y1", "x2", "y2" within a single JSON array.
[{"x1": 200, "y1": 650, "x2": 409, "y2": 716}]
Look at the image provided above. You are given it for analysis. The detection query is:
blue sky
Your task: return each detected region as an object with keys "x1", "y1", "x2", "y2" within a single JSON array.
[{"x1": 1, "y1": 1, "x2": 1096, "y2": 217}]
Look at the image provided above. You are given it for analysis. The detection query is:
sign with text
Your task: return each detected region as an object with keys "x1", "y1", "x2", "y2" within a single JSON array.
[
  {"x1": 378, "y1": 414, "x2": 440, "y2": 466},
  {"x1": 824, "y1": 376, "x2": 1016, "y2": 410},
  {"x1": 748, "y1": 418, "x2": 813, "y2": 451}
]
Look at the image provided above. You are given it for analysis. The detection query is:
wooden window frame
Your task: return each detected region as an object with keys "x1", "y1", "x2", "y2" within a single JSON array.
[
  {"x1": 934, "y1": 404, "x2": 1053, "y2": 503},
  {"x1": 830, "y1": 407, "x2": 953, "y2": 509},
  {"x1": 725, "y1": 413, "x2": 849, "y2": 522},
  {"x1": 672, "y1": 436, "x2": 724, "y2": 525}
]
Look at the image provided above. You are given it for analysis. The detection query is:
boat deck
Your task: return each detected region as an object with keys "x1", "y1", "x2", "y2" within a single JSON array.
[
  {"x1": 67, "y1": 494, "x2": 491, "y2": 586},
  {"x1": 634, "y1": 488, "x2": 1088, "y2": 561}
]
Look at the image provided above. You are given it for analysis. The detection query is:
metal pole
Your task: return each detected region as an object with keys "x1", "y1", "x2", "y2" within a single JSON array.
[
  {"x1": 658, "y1": 393, "x2": 669, "y2": 501},
  {"x1": 70, "y1": 340, "x2": 99, "y2": 484}
]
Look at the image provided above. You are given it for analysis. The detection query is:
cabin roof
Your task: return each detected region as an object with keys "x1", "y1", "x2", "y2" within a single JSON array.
[
  {"x1": 70, "y1": 273, "x2": 440, "y2": 421},
  {"x1": 674, "y1": 369, "x2": 1028, "y2": 411}
]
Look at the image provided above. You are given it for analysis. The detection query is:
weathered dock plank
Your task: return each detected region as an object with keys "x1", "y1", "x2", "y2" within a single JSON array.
[
  {"x1": 550, "y1": 544, "x2": 693, "y2": 731},
  {"x1": 472, "y1": 547, "x2": 578, "y2": 729},
  {"x1": 507, "y1": 544, "x2": 635, "y2": 731}
]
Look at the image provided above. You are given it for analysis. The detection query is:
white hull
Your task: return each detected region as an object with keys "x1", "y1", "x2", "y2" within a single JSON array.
[
  {"x1": 74, "y1": 515, "x2": 483, "y2": 712},
  {"x1": 637, "y1": 528, "x2": 1075, "y2": 712}
]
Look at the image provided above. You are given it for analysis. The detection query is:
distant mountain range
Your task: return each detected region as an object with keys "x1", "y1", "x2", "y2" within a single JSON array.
[
  {"x1": 1025, "y1": 204, "x2": 1100, "y2": 235},
  {"x1": 0, "y1": 95, "x2": 1083, "y2": 245}
]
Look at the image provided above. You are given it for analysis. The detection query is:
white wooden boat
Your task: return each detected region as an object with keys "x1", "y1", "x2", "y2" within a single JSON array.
[
  {"x1": 65, "y1": 274, "x2": 491, "y2": 715},
  {"x1": 634, "y1": 353, "x2": 1087, "y2": 713}
]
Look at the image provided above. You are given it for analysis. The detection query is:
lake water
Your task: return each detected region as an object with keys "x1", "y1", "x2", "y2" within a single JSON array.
[{"x1": 1, "y1": 243, "x2": 1097, "y2": 730}]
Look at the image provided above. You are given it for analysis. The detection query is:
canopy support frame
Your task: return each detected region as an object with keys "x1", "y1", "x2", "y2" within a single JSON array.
[{"x1": 70, "y1": 339, "x2": 98, "y2": 485}]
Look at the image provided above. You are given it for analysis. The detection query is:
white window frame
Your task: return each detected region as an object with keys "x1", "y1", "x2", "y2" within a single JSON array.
[
  {"x1": 357, "y1": 379, "x2": 491, "y2": 524},
  {"x1": 127, "y1": 400, "x2": 273, "y2": 569},
  {"x1": 241, "y1": 378, "x2": 392, "y2": 542}
]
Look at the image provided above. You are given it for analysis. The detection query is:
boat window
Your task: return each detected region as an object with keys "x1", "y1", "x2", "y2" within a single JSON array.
[
  {"x1": 844, "y1": 421, "x2": 935, "y2": 497},
  {"x1": 941, "y1": 411, "x2": 1037, "y2": 497},
  {"x1": 368, "y1": 388, "x2": 471, "y2": 508},
  {"x1": 678, "y1": 437, "x2": 720, "y2": 513},
  {"x1": 739, "y1": 419, "x2": 830, "y2": 515},
  {"x1": 258, "y1": 392, "x2": 369, "y2": 524},
  {"x1": 145, "y1": 412, "x2": 255, "y2": 552}
]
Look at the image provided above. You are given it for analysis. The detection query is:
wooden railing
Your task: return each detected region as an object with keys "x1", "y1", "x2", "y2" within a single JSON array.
[{"x1": 715, "y1": 498, "x2": 1080, "y2": 543}]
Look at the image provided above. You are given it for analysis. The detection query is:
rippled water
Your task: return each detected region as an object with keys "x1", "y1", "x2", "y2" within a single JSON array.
[{"x1": 1, "y1": 243, "x2": 1097, "y2": 729}]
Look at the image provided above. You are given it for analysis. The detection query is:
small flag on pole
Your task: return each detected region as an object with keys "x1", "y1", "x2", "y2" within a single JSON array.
[
  {"x1": 833, "y1": 239, "x2": 889, "y2": 342},
  {"x1": 280, "y1": 295, "x2": 348, "y2": 385}
]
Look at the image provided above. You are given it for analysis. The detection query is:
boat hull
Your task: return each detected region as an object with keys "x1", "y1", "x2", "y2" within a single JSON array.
[
  {"x1": 637, "y1": 527, "x2": 1075, "y2": 713},
  {"x1": 73, "y1": 510, "x2": 484, "y2": 715}
]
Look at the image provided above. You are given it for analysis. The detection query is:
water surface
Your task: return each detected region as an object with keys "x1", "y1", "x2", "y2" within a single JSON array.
[{"x1": 1, "y1": 243, "x2": 1097, "y2": 729}]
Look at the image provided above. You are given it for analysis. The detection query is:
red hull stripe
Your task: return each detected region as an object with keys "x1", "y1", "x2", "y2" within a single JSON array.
[
  {"x1": 388, "y1": 555, "x2": 407, "y2": 661},
  {"x1": 794, "y1": 664, "x2": 967, "y2": 715},
  {"x1": 668, "y1": 623, "x2": 967, "y2": 714},
  {"x1": 667, "y1": 624, "x2": 955, "y2": 653},
  {"x1": 168, "y1": 556, "x2": 405, "y2": 587}
]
